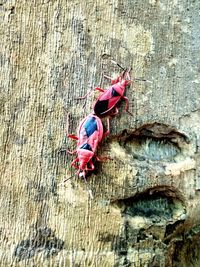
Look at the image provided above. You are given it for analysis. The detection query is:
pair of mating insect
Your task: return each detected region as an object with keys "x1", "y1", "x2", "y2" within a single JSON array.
[{"x1": 66, "y1": 61, "x2": 147, "y2": 197}]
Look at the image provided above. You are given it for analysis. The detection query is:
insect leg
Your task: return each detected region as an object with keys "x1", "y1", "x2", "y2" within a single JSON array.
[
  {"x1": 122, "y1": 96, "x2": 133, "y2": 116},
  {"x1": 95, "y1": 155, "x2": 111, "y2": 161},
  {"x1": 110, "y1": 106, "x2": 119, "y2": 116},
  {"x1": 71, "y1": 157, "x2": 79, "y2": 169},
  {"x1": 103, "y1": 74, "x2": 121, "y2": 85},
  {"x1": 58, "y1": 148, "x2": 76, "y2": 155},
  {"x1": 68, "y1": 134, "x2": 78, "y2": 140},
  {"x1": 95, "y1": 87, "x2": 106, "y2": 92},
  {"x1": 87, "y1": 160, "x2": 95, "y2": 171},
  {"x1": 67, "y1": 149, "x2": 77, "y2": 155},
  {"x1": 103, "y1": 117, "x2": 110, "y2": 137},
  {"x1": 76, "y1": 88, "x2": 95, "y2": 100}
]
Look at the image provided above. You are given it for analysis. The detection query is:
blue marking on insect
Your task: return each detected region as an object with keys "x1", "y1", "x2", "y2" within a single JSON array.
[
  {"x1": 80, "y1": 143, "x2": 92, "y2": 151},
  {"x1": 84, "y1": 117, "x2": 97, "y2": 137},
  {"x1": 111, "y1": 87, "x2": 120, "y2": 97}
]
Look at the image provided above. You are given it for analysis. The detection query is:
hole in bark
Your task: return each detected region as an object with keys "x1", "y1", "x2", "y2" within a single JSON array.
[
  {"x1": 131, "y1": 123, "x2": 188, "y2": 141},
  {"x1": 119, "y1": 123, "x2": 188, "y2": 162},
  {"x1": 124, "y1": 136, "x2": 180, "y2": 161},
  {"x1": 110, "y1": 187, "x2": 187, "y2": 266},
  {"x1": 114, "y1": 186, "x2": 186, "y2": 223}
]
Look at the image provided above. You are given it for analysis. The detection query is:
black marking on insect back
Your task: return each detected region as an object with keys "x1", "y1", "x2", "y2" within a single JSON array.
[
  {"x1": 94, "y1": 100, "x2": 109, "y2": 115},
  {"x1": 84, "y1": 117, "x2": 98, "y2": 137},
  {"x1": 80, "y1": 143, "x2": 92, "y2": 151},
  {"x1": 112, "y1": 87, "x2": 121, "y2": 97}
]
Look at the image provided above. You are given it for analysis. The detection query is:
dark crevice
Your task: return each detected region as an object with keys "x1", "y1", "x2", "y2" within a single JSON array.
[
  {"x1": 165, "y1": 220, "x2": 185, "y2": 238},
  {"x1": 119, "y1": 123, "x2": 188, "y2": 141},
  {"x1": 114, "y1": 186, "x2": 185, "y2": 208},
  {"x1": 125, "y1": 136, "x2": 180, "y2": 161},
  {"x1": 111, "y1": 187, "x2": 186, "y2": 266},
  {"x1": 112, "y1": 186, "x2": 186, "y2": 231},
  {"x1": 170, "y1": 228, "x2": 200, "y2": 267},
  {"x1": 115, "y1": 123, "x2": 189, "y2": 163},
  {"x1": 132, "y1": 123, "x2": 188, "y2": 141}
]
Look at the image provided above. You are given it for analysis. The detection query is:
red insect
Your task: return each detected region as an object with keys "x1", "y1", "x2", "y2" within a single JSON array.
[
  {"x1": 77, "y1": 63, "x2": 133, "y2": 117},
  {"x1": 66, "y1": 114, "x2": 109, "y2": 197},
  {"x1": 93, "y1": 69, "x2": 132, "y2": 117},
  {"x1": 77, "y1": 61, "x2": 150, "y2": 117},
  {"x1": 67, "y1": 114, "x2": 109, "y2": 194}
]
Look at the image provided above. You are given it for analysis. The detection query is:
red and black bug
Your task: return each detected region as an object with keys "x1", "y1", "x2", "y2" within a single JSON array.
[
  {"x1": 77, "y1": 60, "x2": 150, "y2": 118},
  {"x1": 66, "y1": 114, "x2": 109, "y2": 197},
  {"x1": 77, "y1": 61, "x2": 132, "y2": 117},
  {"x1": 93, "y1": 68, "x2": 132, "y2": 117}
]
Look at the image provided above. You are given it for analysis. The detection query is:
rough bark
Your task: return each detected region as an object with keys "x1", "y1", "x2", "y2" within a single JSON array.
[{"x1": 1, "y1": 0, "x2": 200, "y2": 266}]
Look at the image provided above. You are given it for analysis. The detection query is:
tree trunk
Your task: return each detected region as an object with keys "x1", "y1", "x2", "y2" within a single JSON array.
[{"x1": 1, "y1": 0, "x2": 200, "y2": 266}]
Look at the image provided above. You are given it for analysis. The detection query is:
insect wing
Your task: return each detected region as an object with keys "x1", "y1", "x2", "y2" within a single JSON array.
[
  {"x1": 94, "y1": 87, "x2": 121, "y2": 115},
  {"x1": 78, "y1": 115, "x2": 103, "y2": 152},
  {"x1": 77, "y1": 117, "x2": 89, "y2": 146},
  {"x1": 83, "y1": 116, "x2": 98, "y2": 137},
  {"x1": 87, "y1": 116, "x2": 103, "y2": 152}
]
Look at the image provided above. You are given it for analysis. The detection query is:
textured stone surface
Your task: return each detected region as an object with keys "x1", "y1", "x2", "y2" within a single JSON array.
[{"x1": 1, "y1": 0, "x2": 200, "y2": 266}]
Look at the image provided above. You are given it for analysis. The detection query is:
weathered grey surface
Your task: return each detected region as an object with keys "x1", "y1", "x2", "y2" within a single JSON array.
[{"x1": 1, "y1": 0, "x2": 200, "y2": 266}]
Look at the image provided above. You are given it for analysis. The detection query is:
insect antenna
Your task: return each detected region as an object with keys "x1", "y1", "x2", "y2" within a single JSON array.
[
  {"x1": 111, "y1": 60, "x2": 125, "y2": 71},
  {"x1": 134, "y1": 77, "x2": 152, "y2": 83},
  {"x1": 58, "y1": 174, "x2": 76, "y2": 186},
  {"x1": 80, "y1": 172, "x2": 94, "y2": 199}
]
